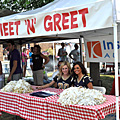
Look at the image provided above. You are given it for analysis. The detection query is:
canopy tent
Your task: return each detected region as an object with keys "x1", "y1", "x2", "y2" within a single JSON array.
[
  {"x1": 0, "y1": 0, "x2": 120, "y2": 119},
  {"x1": 0, "y1": 0, "x2": 120, "y2": 44}
]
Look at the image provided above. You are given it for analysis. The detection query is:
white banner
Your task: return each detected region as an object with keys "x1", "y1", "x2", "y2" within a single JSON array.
[
  {"x1": 0, "y1": 0, "x2": 113, "y2": 39},
  {"x1": 84, "y1": 35, "x2": 120, "y2": 62}
]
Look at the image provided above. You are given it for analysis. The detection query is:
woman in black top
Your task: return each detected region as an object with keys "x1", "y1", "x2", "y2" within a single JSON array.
[
  {"x1": 36, "y1": 61, "x2": 73, "y2": 89},
  {"x1": 32, "y1": 45, "x2": 49, "y2": 86},
  {"x1": 72, "y1": 62, "x2": 93, "y2": 89}
]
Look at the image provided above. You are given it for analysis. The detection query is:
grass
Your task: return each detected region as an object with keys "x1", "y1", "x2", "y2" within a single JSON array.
[{"x1": 100, "y1": 74, "x2": 114, "y2": 95}]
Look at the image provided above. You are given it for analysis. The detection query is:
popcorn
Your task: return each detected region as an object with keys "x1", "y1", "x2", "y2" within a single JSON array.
[
  {"x1": 1, "y1": 81, "x2": 17, "y2": 92},
  {"x1": 1, "y1": 79, "x2": 33, "y2": 94},
  {"x1": 57, "y1": 87, "x2": 106, "y2": 106}
]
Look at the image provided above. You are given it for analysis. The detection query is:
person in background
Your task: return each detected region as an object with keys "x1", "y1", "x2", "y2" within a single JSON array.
[
  {"x1": 0, "y1": 61, "x2": 2, "y2": 75},
  {"x1": 22, "y1": 48, "x2": 28, "y2": 77},
  {"x1": 32, "y1": 45, "x2": 49, "y2": 86},
  {"x1": 69, "y1": 44, "x2": 80, "y2": 63},
  {"x1": 72, "y1": 62, "x2": 93, "y2": 89},
  {"x1": 52, "y1": 60, "x2": 63, "y2": 88},
  {"x1": 42, "y1": 61, "x2": 63, "y2": 86},
  {"x1": 48, "y1": 45, "x2": 54, "y2": 60},
  {"x1": 36, "y1": 61, "x2": 73, "y2": 90},
  {"x1": 47, "y1": 45, "x2": 55, "y2": 71},
  {"x1": 52, "y1": 61, "x2": 63, "y2": 79},
  {"x1": 110, "y1": 76, "x2": 120, "y2": 95},
  {"x1": 0, "y1": 61, "x2": 4, "y2": 89},
  {"x1": 58, "y1": 43, "x2": 68, "y2": 61},
  {"x1": 109, "y1": 76, "x2": 120, "y2": 118},
  {"x1": 29, "y1": 47, "x2": 33, "y2": 71},
  {"x1": 3, "y1": 48, "x2": 8, "y2": 60},
  {"x1": 7, "y1": 40, "x2": 22, "y2": 82}
]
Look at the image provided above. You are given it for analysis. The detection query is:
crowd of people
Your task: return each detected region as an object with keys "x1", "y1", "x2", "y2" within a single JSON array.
[
  {"x1": 1, "y1": 40, "x2": 94, "y2": 90},
  {"x1": 34, "y1": 42, "x2": 93, "y2": 89}
]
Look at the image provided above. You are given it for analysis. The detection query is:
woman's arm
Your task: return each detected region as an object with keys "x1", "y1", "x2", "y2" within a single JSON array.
[
  {"x1": 22, "y1": 53, "x2": 27, "y2": 65},
  {"x1": 58, "y1": 49, "x2": 61, "y2": 57},
  {"x1": 40, "y1": 53, "x2": 49, "y2": 65},
  {"x1": 87, "y1": 82, "x2": 93, "y2": 89},
  {"x1": 7, "y1": 60, "x2": 17, "y2": 82},
  {"x1": 36, "y1": 80, "x2": 55, "y2": 90}
]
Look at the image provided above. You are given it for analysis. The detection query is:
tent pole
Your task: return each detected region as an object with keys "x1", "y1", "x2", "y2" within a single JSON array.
[
  {"x1": 53, "y1": 42, "x2": 55, "y2": 72},
  {"x1": 113, "y1": 0, "x2": 119, "y2": 119},
  {"x1": 79, "y1": 36, "x2": 83, "y2": 63},
  {"x1": 114, "y1": 22, "x2": 119, "y2": 120},
  {"x1": 19, "y1": 39, "x2": 22, "y2": 69}
]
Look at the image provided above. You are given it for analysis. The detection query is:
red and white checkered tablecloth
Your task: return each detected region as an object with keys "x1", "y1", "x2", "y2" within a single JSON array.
[
  {"x1": 0, "y1": 88, "x2": 118, "y2": 120},
  {"x1": 46, "y1": 94, "x2": 116, "y2": 120}
]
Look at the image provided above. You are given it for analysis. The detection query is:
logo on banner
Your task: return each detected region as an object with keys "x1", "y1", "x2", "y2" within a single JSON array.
[{"x1": 87, "y1": 41, "x2": 102, "y2": 58}]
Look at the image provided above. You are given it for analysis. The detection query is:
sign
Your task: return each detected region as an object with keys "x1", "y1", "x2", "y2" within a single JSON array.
[
  {"x1": 84, "y1": 35, "x2": 120, "y2": 62},
  {"x1": 0, "y1": 0, "x2": 113, "y2": 39}
]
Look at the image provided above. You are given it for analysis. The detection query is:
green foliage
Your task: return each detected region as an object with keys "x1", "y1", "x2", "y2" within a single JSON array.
[
  {"x1": 0, "y1": 0, "x2": 54, "y2": 12},
  {"x1": 100, "y1": 74, "x2": 114, "y2": 95},
  {"x1": 45, "y1": 49, "x2": 48, "y2": 52}
]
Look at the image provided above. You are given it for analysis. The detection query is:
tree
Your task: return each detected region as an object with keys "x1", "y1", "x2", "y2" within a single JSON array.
[{"x1": 0, "y1": 0, "x2": 54, "y2": 12}]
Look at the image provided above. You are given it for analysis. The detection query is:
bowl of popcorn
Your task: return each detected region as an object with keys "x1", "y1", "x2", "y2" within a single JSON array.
[
  {"x1": 1, "y1": 79, "x2": 33, "y2": 94},
  {"x1": 57, "y1": 87, "x2": 106, "y2": 106}
]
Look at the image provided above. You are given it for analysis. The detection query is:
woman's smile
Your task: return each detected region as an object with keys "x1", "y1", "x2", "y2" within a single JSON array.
[
  {"x1": 74, "y1": 65, "x2": 81, "y2": 75},
  {"x1": 62, "y1": 65, "x2": 69, "y2": 75}
]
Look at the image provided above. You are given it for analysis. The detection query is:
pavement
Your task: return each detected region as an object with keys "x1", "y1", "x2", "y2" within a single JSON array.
[
  {"x1": 0, "y1": 112, "x2": 25, "y2": 120},
  {"x1": 100, "y1": 113, "x2": 116, "y2": 120}
]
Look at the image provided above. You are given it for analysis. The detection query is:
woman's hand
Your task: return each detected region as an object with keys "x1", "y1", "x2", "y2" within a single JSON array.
[
  {"x1": 79, "y1": 86, "x2": 83, "y2": 88},
  {"x1": 36, "y1": 86, "x2": 43, "y2": 90},
  {"x1": 42, "y1": 64, "x2": 45, "y2": 69}
]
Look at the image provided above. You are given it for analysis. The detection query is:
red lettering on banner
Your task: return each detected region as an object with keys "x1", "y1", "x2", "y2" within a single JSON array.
[
  {"x1": 44, "y1": 15, "x2": 53, "y2": 31},
  {"x1": 44, "y1": 7, "x2": 88, "y2": 32},
  {"x1": 15, "y1": 21, "x2": 20, "y2": 35},
  {"x1": 62, "y1": 13, "x2": 69, "y2": 30},
  {"x1": 0, "y1": 21, "x2": 20, "y2": 36},
  {"x1": 9, "y1": 22, "x2": 14, "y2": 36},
  {"x1": 53, "y1": 14, "x2": 61, "y2": 31},
  {"x1": 70, "y1": 11, "x2": 78, "y2": 29},
  {"x1": 78, "y1": 8, "x2": 88, "y2": 27},
  {"x1": 0, "y1": 24, "x2": 3, "y2": 36},
  {"x1": 3, "y1": 23, "x2": 8, "y2": 36},
  {"x1": 25, "y1": 18, "x2": 36, "y2": 34}
]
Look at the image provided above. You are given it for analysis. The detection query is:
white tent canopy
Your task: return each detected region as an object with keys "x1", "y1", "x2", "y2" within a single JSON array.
[
  {"x1": 0, "y1": 0, "x2": 120, "y2": 41},
  {"x1": 0, "y1": 0, "x2": 120, "y2": 119}
]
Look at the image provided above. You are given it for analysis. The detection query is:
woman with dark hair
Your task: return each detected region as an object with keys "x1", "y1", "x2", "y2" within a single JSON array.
[
  {"x1": 36, "y1": 61, "x2": 73, "y2": 89},
  {"x1": 32, "y1": 45, "x2": 49, "y2": 86},
  {"x1": 72, "y1": 62, "x2": 93, "y2": 89}
]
